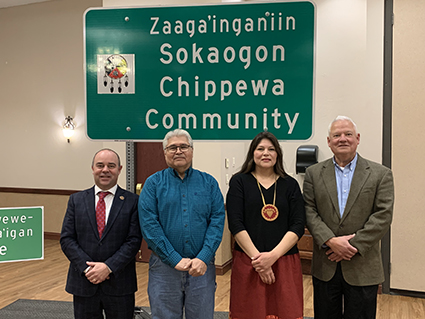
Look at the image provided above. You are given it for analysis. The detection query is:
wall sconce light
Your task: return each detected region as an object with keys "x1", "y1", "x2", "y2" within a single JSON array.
[{"x1": 63, "y1": 116, "x2": 75, "y2": 143}]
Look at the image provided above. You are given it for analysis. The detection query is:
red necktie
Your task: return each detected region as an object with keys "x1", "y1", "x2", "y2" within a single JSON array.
[{"x1": 96, "y1": 191, "x2": 109, "y2": 238}]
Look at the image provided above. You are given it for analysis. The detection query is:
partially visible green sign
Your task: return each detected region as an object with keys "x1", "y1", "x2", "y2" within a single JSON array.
[
  {"x1": 85, "y1": 1, "x2": 315, "y2": 140},
  {"x1": 0, "y1": 207, "x2": 44, "y2": 263}
]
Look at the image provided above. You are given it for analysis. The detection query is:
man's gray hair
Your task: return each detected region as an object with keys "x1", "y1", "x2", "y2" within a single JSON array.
[
  {"x1": 328, "y1": 115, "x2": 358, "y2": 136},
  {"x1": 163, "y1": 129, "x2": 193, "y2": 150}
]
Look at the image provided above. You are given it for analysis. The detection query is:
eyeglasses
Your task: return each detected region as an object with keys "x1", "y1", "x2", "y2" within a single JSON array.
[{"x1": 165, "y1": 144, "x2": 192, "y2": 153}]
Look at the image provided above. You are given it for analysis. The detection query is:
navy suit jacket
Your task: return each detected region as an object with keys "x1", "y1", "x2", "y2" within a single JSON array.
[{"x1": 60, "y1": 186, "x2": 142, "y2": 297}]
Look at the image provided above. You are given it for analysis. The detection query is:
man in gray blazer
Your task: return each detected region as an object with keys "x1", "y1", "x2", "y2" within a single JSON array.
[{"x1": 303, "y1": 116, "x2": 394, "y2": 319}]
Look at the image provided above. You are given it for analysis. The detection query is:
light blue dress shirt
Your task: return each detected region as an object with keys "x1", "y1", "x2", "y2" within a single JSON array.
[{"x1": 333, "y1": 153, "x2": 358, "y2": 217}]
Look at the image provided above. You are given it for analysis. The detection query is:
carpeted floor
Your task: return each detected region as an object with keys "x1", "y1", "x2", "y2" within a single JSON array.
[
  {"x1": 0, "y1": 299, "x2": 74, "y2": 319},
  {"x1": 0, "y1": 299, "x2": 313, "y2": 318},
  {"x1": 0, "y1": 299, "x2": 229, "y2": 319}
]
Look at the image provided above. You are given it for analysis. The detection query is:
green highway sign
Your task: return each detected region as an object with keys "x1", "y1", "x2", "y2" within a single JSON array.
[
  {"x1": 0, "y1": 207, "x2": 44, "y2": 263},
  {"x1": 85, "y1": 1, "x2": 315, "y2": 140}
]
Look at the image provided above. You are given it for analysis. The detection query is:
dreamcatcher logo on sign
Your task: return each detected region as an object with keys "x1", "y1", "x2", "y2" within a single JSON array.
[{"x1": 97, "y1": 54, "x2": 135, "y2": 94}]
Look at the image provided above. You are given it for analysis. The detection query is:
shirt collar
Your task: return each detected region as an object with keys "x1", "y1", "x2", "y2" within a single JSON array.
[
  {"x1": 332, "y1": 153, "x2": 358, "y2": 171},
  {"x1": 168, "y1": 166, "x2": 193, "y2": 179},
  {"x1": 95, "y1": 184, "x2": 118, "y2": 196}
]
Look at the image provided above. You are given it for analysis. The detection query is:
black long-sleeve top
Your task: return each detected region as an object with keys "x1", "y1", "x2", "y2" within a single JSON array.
[{"x1": 226, "y1": 173, "x2": 306, "y2": 255}]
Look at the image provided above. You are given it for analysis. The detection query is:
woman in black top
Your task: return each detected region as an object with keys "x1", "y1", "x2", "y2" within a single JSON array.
[{"x1": 226, "y1": 131, "x2": 305, "y2": 319}]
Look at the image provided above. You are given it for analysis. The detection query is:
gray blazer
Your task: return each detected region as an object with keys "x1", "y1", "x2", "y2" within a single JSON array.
[{"x1": 303, "y1": 155, "x2": 394, "y2": 286}]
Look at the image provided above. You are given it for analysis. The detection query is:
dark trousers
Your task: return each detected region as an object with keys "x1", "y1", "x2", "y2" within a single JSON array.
[
  {"x1": 73, "y1": 289, "x2": 135, "y2": 319},
  {"x1": 313, "y1": 263, "x2": 379, "y2": 319}
]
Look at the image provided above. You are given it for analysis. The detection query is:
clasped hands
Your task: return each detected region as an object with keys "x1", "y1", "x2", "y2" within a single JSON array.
[
  {"x1": 85, "y1": 261, "x2": 111, "y2": 285},
  {"x1": 175, "y1": 257, "x2": 207, "y2": 277},
  {"x1": 251, "y1": 252, "x2": 277, "y2": 285},
  {"x1": 325, "y1": 234, "x2": 358, "y2": 262}
]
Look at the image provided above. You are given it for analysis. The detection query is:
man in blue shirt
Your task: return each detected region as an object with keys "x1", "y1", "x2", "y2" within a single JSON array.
[{"x1": 138, "y1": 129, "x2": 225, "y2": 319}]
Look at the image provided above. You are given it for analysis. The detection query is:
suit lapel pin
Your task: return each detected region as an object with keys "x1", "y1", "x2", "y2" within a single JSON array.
[{"x1": 120, "y1": 196, "x2": 124, "y2": 200}]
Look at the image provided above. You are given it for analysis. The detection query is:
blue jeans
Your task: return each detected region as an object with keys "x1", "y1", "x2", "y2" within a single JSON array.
[{"x1": 148, "y1": 253, "x2": 216, "y2": 319}]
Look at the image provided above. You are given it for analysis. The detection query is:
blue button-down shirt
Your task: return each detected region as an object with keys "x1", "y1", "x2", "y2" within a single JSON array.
[
  {"x1": 333, "y1": 154, "x2": 358, "y2": 217},
  {"x1": 138, "y1": 167, "x2": 225, "y2": 268}
]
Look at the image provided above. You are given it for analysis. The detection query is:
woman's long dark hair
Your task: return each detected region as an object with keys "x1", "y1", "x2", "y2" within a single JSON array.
[{"x1": 237, "y1": 131, "x2": 287, "y2": 178}]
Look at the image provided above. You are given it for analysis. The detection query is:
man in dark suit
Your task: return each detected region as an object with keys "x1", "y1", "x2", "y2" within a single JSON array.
[
  {"x1": 61, "y1": 148, "x2": 142, "y2": 319},
  {"x1": 303, "y1": 116, "x2": 394, "y2": 319}
]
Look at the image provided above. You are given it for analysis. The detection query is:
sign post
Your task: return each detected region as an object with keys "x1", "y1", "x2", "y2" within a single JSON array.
[
  {"x1": 0, "y1": 207, "x2": 44, "y2": 263},
  {"x1": 85, "y1": 1, "x2": 315, "y2": 140}
]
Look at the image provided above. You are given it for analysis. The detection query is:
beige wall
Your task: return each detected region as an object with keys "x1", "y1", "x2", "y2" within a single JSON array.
[
  {"x1": 0, "y1": 0, "x2": 127, "y2": 191},
  {"x1": 391, "y1": 0, "x2": 425, "y2": 292},
  {"x1": 0, "y1": 192, "x2": 69, "y2": 233},
  {"x1": 0, "y1": 0, "x2": 126, "y2": 238}
]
